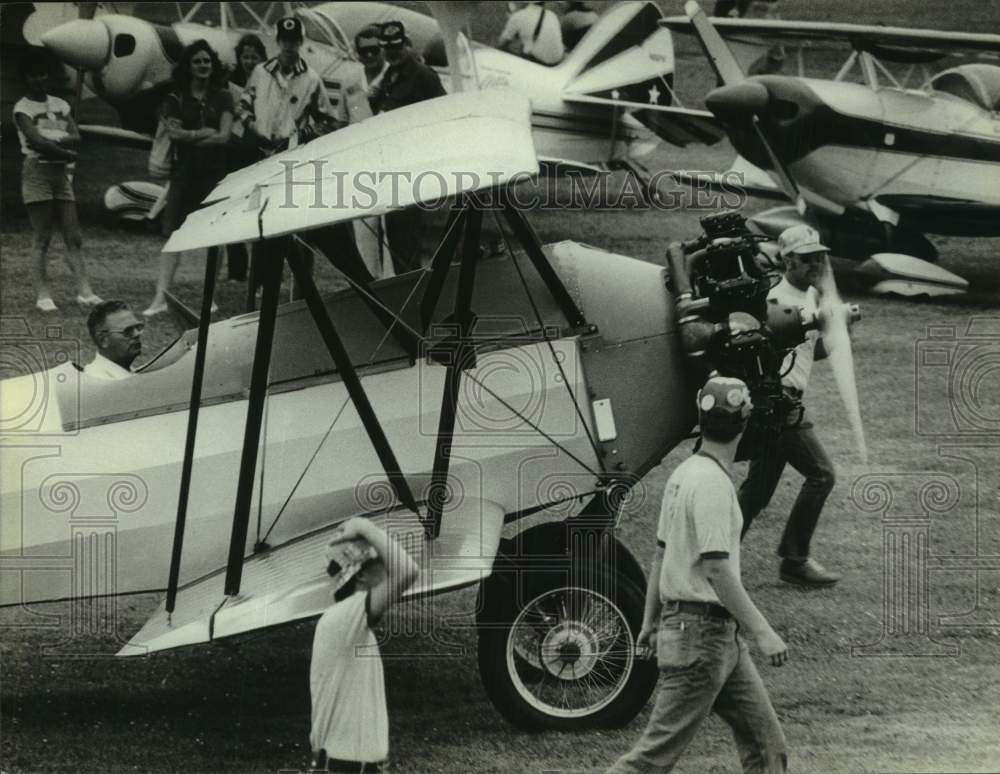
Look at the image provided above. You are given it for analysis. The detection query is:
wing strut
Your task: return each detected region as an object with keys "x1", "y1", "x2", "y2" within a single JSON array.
[
  {"x1": 425, "y1": 208, "x2": 483, "y2": 538},
  {"x1": 224, "y1": 241, "x2": 285, "y2": 597},
  {"x1": 420, "y1": 205, "x2": 469, "y2": 332},
  {"x1": 285, "y1": 248, "x2": 421, "y2": 516},
  {"x1": 166, "y1": 247, "x2": 219, "y2": 614},
  {"x1": 501, "y1": 199, "x2": 588, "y2": 330},
  {"x1": 299, "y1": 225, "x2": 420, "y2": 361}
]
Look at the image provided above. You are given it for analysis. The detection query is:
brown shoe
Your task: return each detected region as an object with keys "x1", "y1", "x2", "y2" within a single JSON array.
[{"x1": 780, "y1": 558, "x2": 840, "y2": 587}]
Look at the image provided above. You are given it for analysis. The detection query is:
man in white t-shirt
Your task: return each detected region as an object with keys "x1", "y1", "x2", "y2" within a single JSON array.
[
  {"x1": 498, "y1": 1, "x2": 565, "y2": 66},
  {"x1": 309, "y1": 517, "x2": 419, "y2": 773},
  {"x1": 738, "y1": 224, "x2": 840, "y2": 587},
  {"x1": 85, "y1": 301, "x2": 143, "y2": 379},
  {"x1": 607, "y1": 376, "x2": 788, "y2": 774}
]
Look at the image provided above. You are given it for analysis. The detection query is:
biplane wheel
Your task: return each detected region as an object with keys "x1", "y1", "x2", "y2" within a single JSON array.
[{"x1": 477, "y1": 568, "x2": 655, "y2": 731}]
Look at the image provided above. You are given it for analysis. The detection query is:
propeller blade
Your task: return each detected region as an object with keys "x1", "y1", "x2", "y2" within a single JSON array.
[
  {"x1": 79, "y1": 3, "x2": 98, "y2": 20},
  {"x1": 427, "y1": 1, "x2": 479, "y2": 92},
  {"x1": 684, "y1": 0, "x2": 746, "y2": 86},
  {"x1": 817, "y1": 258, "x2": 867, "y2": 463}
]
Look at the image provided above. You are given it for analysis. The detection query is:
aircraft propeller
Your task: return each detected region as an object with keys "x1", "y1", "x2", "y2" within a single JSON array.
[
  {"x1": 816, "y1": 260, "x2": 867, "y2": 462},
  {"x1": 685, "y1": 1, "x2": 807, "y2": 214}
]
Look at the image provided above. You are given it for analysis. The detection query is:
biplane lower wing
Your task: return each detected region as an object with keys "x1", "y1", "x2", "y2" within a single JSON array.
[{"x1": 119, "y1": 499, "x2": 505, "y2": 656}]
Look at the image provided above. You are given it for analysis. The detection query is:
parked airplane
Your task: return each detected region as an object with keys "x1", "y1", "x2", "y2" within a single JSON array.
[
  {"x1": 38, "y1": 2, "x2": 722, "y2": 201},
  {"x1": 0, "y1": 90, "x2": 860, "y2": 731},
  {"x1": 663, "y1": 2, "x2": 1000, "y2": 296}
]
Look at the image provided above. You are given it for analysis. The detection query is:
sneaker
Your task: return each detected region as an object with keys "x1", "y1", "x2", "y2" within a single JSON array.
[
  {"x1": 76, "y1": 293, "x2": 103, "y2": 307},
  {"x1": 35, "y1": 297, "x2": 58, "y2": 313},
  {"x1": 779, "y1": 558, "x2": 840, "y2": 587},
  {"x1": 142, "y1": 300, "x2": 168, "y2": 318}
]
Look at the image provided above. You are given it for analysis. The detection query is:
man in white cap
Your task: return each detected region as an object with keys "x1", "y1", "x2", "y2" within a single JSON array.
[
  {"x1": 607, "y1": 375, "x2": 788, "y2": 774},
  {"x1": 309, "y1": 517, "x2": 419, "y2": 773},
  {"x1": 738, "y1": 223, "x2": 840, "y2": 587}
]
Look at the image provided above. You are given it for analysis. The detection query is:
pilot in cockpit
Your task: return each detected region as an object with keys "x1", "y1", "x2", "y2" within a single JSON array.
[{"x1": 85, "y1": 300, "x2": 144, "y2": 379}]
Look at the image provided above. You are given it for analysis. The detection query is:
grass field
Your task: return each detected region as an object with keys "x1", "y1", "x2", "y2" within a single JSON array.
[{"x1": 3, "y1": 1, "x2": 1000, "y2": 773}]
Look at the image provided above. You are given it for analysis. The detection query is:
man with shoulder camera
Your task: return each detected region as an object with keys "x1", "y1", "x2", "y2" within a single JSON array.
[
  {"x1": 607, "y1": 375, "x2": 788, "y2": 774},
  {"x1": 738, "y1": 224, "x2": 840, "y2": 587}
]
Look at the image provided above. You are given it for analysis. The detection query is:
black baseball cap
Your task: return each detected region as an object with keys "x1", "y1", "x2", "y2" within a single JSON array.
[
  {"x1": 276, "y1": 16, "x2": 304, "y2": 42},
  {"x1": 379, "y1": 21, "x2": 407, "y2": 47}
]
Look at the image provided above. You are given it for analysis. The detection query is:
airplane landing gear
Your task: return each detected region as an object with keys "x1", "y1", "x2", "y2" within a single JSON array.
[{"x1": 476, "y1": 522, "x2": 655, "y2": 730}]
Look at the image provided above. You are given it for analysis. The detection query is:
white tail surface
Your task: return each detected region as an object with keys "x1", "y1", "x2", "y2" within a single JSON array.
[{"x1": 560, "y1": 1, "x2": 674, "y2": 104}]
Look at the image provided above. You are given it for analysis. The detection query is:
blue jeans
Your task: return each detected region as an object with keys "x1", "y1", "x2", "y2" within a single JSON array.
[
  {"x1": 738, "y1": 418, "x2": 836, "y2": 561},
  {"x1": 607, "y1": 609, "x2": 787, "y2": 774}
]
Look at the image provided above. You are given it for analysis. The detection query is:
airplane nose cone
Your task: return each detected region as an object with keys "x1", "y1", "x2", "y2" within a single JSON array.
[
  {"x1": 41, "y1": 19, "x2": 109, "y2": 70},
  {"x1": 705, "y1": 80, "x2": 770, "y2": 120}
]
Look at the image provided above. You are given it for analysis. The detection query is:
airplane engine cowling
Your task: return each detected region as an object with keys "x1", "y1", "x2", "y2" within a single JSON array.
[{"x1": 93, "y1": 16, "x2": 163, "y2": 101}]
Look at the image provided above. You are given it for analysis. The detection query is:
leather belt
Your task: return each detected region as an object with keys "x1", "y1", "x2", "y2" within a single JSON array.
[
  {"x1": 313, "y1": 750, "x2": 383, "y2": 773},
  {"x1": 664, "y1": 599, "x2": 732, "y2": 620}
]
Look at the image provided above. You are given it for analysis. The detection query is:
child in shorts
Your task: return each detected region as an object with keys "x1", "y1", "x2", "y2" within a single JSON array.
[{"x1": 13, "y1": 50, "x2": 100, "y2": 312}]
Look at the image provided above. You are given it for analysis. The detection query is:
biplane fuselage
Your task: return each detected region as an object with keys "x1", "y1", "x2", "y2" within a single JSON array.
[
  {"x1": 708, "y1": 74, "x2": 1000, "y2": 235},
  {"x1": 0, "y1": 244, "x2": 694, "y2": 608}
]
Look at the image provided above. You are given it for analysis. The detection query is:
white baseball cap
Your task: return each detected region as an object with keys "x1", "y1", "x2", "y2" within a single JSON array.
[{"x1": 777, "y1": 224, "x2": 829, "y2": 257}]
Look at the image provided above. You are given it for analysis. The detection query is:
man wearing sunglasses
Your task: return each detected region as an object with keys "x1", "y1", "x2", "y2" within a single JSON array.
[
  {"x1": 354, "y1": 25, "x2": 388, "y2": 120},
  {"x1": 85, "y1": 300, "x2": 143, "y2": 379}
]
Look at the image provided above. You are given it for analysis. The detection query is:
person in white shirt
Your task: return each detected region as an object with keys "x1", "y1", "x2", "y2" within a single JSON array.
[
  {"x1": 309, "y1": 517, "x2": 419, "y2": 773},
  {"x1": 498, "y1": 1, "x2": 565, "y2": 66},
  {"x1": 85, "y1": 301, "x2": 143, "y2": 379},
  {"x1": 607, "y1": 376, "x2": 787, "y2": 774},
  {"x1": 737, "y1": 224, "x2": 840, "y2": 588},
  {"x1": 14, "y1": 49, "x2": 101, "y2": 313}
]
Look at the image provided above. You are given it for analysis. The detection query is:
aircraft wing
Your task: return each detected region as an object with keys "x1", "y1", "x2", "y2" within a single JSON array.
[
  {"x1": 671, "y1": 155, "x2": 785, "y2": 200},
  {"x1": 661, "y1": 16, "x2": 1000, "y2": 56},
  {"x1": 120, "y1": 499, "x2": 506, "y2": 656},
  {"x1": 163, "y1": 91, "x2": 538, "y2": 253},
  {"x1": 562, "y1": 96, "x2": 723, "y2": 147}
]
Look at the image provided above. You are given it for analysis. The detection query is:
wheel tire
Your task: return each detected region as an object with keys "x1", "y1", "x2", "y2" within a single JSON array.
[{"x1": 477, "y1": 567, "x2": 656, "y2": 731}]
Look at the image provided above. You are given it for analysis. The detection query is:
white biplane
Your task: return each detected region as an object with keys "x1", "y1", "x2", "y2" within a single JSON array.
[{"x1": 0, "y1": 88, "x2": 860, "y2": 730}]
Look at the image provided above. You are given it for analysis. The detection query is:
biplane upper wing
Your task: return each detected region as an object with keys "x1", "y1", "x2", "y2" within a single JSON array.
[
  {"x1": 163, "y1": 90, "x2": 538, "y2": 253},
  {"x1": 661, "y1": 15, "x2": 1000, "y2": 57}
]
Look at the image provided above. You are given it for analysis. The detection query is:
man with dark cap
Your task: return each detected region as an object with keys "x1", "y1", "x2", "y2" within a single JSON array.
[
  {"x1": 369, "y1": 21, "x2": 446, "y2": 115},
  {"x1": 368, "y1": 20, "x2": 446, "y2": 273},
  {"x1": 606, "y1": 375, "x2": 788, "y2": 774},
  {"x1": 239, "y1": 15, "x2": 343, "y2": 153}
]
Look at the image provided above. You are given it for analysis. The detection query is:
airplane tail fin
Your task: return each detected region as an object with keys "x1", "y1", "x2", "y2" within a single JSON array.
[
  {"x1": 558, "y1": 2, "x2": 726, "y2": 147},
  {"x1": 559, "y1": 1, "x2": 675, "y2": 107},
  {"x1": 682, "y1": 0, "x2": 746, "y2": 86}
]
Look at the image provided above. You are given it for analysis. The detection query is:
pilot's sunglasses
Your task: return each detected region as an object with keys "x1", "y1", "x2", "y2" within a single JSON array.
[
  {"x1": 104, "y1": 323, "x2": 145, "y2": 337},
  {"x1": 357, "y1": 46, "x2": 380, "y2": 57}
]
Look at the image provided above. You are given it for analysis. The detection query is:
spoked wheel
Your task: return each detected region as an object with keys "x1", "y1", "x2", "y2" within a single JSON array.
[{"x1": 478, "y1": 568, "x2": 655, "y2": 730}]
